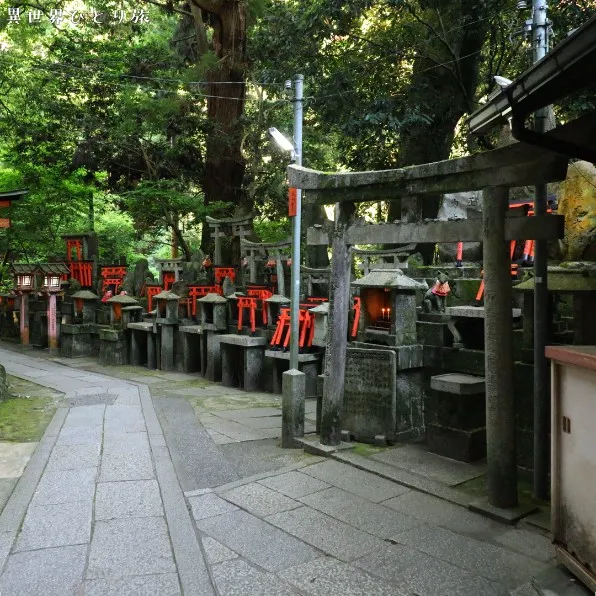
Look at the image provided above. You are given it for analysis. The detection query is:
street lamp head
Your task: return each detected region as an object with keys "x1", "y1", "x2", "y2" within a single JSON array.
[
  {"x1": 268, "y1": 127, "x2": 295, "y2": 153},
  {"x1": 494, "y1": 75, "x2": 513, "y2": 89}
]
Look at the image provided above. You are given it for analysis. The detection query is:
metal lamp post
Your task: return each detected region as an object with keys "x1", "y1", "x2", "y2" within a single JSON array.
[
  {"x1": 268, "y1": 74, "x2": 304, "y2": 371},
  {"x1": 289, "y1": 74, "x2": 304, "y2": 371},
  {"x1": 268, "y1": 74, "x2": 306, "y2": 448}
]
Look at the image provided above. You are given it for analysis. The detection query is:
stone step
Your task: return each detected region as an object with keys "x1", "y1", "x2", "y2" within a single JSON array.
[{"x1": 430, "y1": 373, "x2": 485, "y2": 395}]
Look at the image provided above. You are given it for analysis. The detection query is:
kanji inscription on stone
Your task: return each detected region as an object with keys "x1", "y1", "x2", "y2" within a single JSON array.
[{"x1": 342, "y1": 348, "x2": 396, "y2": 442}]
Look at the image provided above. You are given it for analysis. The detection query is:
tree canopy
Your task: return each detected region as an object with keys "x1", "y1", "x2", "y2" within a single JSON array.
[{"x1": 0, "y1": 0, "x2": 594, "y2": 265}]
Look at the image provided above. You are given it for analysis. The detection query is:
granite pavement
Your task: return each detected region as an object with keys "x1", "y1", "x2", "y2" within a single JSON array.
[{"x1": 0, "y1": 344, "x2": 590, "y2": 596}]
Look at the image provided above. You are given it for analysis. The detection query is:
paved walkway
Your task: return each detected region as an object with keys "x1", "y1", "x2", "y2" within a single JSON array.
[
  {"x1": 0, "y1": 346, "x2": 589, "y2": 596},
  {"x1": 0, "y1": 347, "x2": 212, "y2": 596}
]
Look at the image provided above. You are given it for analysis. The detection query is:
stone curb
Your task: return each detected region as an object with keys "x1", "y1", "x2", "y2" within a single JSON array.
[
  {"x1": 331, "y1": 450, "x2": 472, "y2": 508},
  {"x1": 139, "y1": 385, "x2": 216, "y2": 596},
  {"x1": 0, "y1": 406, "x2": 68, "y2": 574}
]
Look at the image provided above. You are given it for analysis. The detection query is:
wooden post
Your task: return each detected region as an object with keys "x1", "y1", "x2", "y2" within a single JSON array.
[
  {"x1": 483, "y1": 185, "x2": 518, "y2": 508},
  {"x1": 20, "y1": 293, "x2": 29, "y2": 346},
  {"x1": 321, "y1": 202, "x2": 355, "y2": 446},
  {"x1": 47, "y1": 293, "x2": 58, "y2": 351}
]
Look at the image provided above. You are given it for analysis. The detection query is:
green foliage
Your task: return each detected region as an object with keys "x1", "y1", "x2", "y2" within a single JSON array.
[
  {"x1": 1, "y1": 0, "x2": 594, "y2": 266},
  {"x1": 253, "y1": 217, "x2": 291, "y2": 243}
]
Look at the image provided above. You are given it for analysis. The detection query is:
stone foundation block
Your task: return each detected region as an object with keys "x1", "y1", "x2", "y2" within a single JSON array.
[
  {"x1": 282, "y1": 369, "x2": 306, "y2": 448},
  {"x1": 426, "y1": 423, "x2": 486, "y2": 463}
]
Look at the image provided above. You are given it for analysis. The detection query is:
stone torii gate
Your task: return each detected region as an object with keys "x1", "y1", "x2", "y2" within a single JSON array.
[
  {"x1": 240, "y1": 238, "x2": 291, "y2": 296},
  {"x1": 288, "y1": 137, "x2": 568, "y2": 515},
  {"x1": 206, "y1": 213, "x2": 256, "y2": 265}
]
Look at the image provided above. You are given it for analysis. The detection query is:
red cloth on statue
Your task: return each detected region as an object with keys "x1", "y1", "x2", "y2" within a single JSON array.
[{"x1": 431, "y1": 281, "x2": 450, "y2": 297}]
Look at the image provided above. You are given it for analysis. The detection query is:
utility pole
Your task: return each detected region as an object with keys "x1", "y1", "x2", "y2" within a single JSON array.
[
  {"x1": 531, "y1": 0, "x2": 551, "y2": 500},
  {"x1": 289, "y1": 74, "x2": 304, "y2": 371}
]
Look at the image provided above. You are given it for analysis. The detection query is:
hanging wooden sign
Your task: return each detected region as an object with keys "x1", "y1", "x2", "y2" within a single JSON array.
[{"x1": 288, "y1": 187, "x2": 297, "y2": 217}]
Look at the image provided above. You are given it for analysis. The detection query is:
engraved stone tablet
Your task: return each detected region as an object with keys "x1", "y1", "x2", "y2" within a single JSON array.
[{"x1": 342, "y1": 348, "x2": 396, "y2": 442}]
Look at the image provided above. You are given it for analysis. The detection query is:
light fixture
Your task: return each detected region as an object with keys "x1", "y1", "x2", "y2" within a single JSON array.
[
  {"x1": 44, "y1": 274, "x2": 61, "y2": 291},
  {"x1": 494, "y1": 75, "x2": 513, "y2": 89},
  {"x1": 268, "y1": 127, "x2": 295, "y2": 153},
  {"x1": 18, "y1": 275, "x2": 33, "y2": 290}
]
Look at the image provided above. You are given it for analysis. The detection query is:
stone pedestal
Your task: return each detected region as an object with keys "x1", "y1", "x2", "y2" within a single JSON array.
[
  {"x1": 265, "y1": 351, "x2": 322, "y2": 398},
  {"x1": 60, "y1": 324, "x2": 95, "y2": 358},
  {"x1": 179, "y1": 325, "x2": 202, "y2": 373},
  {"x1": 127, "y1": 322, "x2": 154, "y2": 368},
  {"x1": 204, "y1": 331, "x2": 222, "y2": 382},
  {"x1": 282, "y1": 369, "x2": 306, "y2": 448},
  {"x1": 351, "y1": 342, "x2": 425, "y2": 440},
  {"x1": 160, "y1": 324, "x2": 175, "y2": 372},
  {"x1": 416, "y1": 312, "x2": 453, "y2": 347},
  {"x1": 99, "y1": 328, "x2": 128, "y2": 366},
  {"x1": 426, "y1": 373, "x2": 486, "y2": 463},
  {"x1": 220, "y1": 335, "x2": 267, "y2": 391}
]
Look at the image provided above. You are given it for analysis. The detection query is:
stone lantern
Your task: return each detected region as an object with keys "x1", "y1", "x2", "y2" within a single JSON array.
[
  {"x1": 265, "y1": 294, "x2": 290, "y2": 330},
  {"x1": 154, "y1": 290, "x2": 180, "y2": 325},
  {"x1": 309, "y1": 301, "x2": 329, "y2": 348},
  {"x1": 71, "y1": 290, "x2": 99, "y2": 324},
  {"x1": 198, "y1": 293, "x2": 227, "y2": 331},
  {"x1": 39, "y1": 263, "x2": 70, "y2": 353},
  {"x1": 154, "y1": 290, "x2": 180, "y2": 372},
  {"x1": 351, "y1": 269, "x2": 426, "y2": 346},
  {"x1": 106, "y1": 294, "x2": 140, "y2": 327},
  {"x1": 10, "y1": 264, "x2": 37, "y2": 346},
  {"x1": 61, "y1": 290, "x2": 99, "y2": 358},
  {"x1": 198, "y1": 292, "x2": 228, "y2": 382}
]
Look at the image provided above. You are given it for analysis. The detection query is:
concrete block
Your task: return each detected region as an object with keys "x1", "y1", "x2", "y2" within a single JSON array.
[
  {"x1": 188, "y1": 492, "x2": 239, "y2": 521},
  {"x1": 45, "y1": 444, "x2": 101, "y2": 472},
  {"x1": 0, "y1": 545, "x2": 87, "y2": 596},
  {"x1": 394, "y1": 524, "x2": 547, "y2": 587},
  {"x1": 202, "y1": 536, "x2": 237, "y2": 566},
  {"x1": 427, "y1": 389, "x2": 486, "y2": 430},
  {"x1": 278, "y1": 557, "x2": 402, "y2": 596},
  {"x1": 374, "y1": 434, "x2": 387, "y2": 447},
  {"x1": 353, "y1": 543, "x2": 504, "y2": 596},
  {"x1": 15, "y1": 500, "x2": 92, "y2": 551},
  {"x1": 301, "y1": 460, "x2": 405, "y2": 503},
  {"x1": 416, "y1": 320, "x2": 451, "y2": 347},
  {"x1": 426, "y1": 423, "x2": 486, "y2": 463},
  {"x1": 340, "y1": 429, "x2": 351, "y2": 442},
  {"x1": 196, "y1": 509, "x2": 320, "y2": 572},
  {"x1": 31, "y1": 467, "x2": 97, "y2": 506},
  {"x1": 98, "y1": 329, "x2": 128, "y2": 366},
  {"x1": 266, "y1": 505, "x2": 385, "y2": 561},
  {"x1": 300, "y1": 486, "x2": 420, "y2": 540},
  {"x1": 430, "y1": 373, "x2": 485, "y2": 395},
  {"x1": 212, "y1": 558, "x2": 299, "y2": 595},
  {"x1": 84, "y1": 574, "x2": 181, "y2": 596},
  {"x1": 220, "y1": 482, "x2": 300, "y2": 517},
  {"x1": 160, "y1": 324, "x2": 175, "y2": 372},
  {"x1": 99, "y1": 447, "x2": 154, "y2": 482},
  {"x1": 95, "y1": 480, "x2": 164, "y2": 520},
  {"x1": 267, "y1": 350, "x2": 322, "y2": 398},
  {"x1": 87, "y1": 517, "x2": 176, "y2": 579},
  {"x1": 204, "y1": 332, "x2": 222, "y2": 382},
  {"x1": 282, "y1": 369, "x2": 306, "y2": 448},
  {"x1": 258, "y1": 471, "x2": 330, "y2": 500}
]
